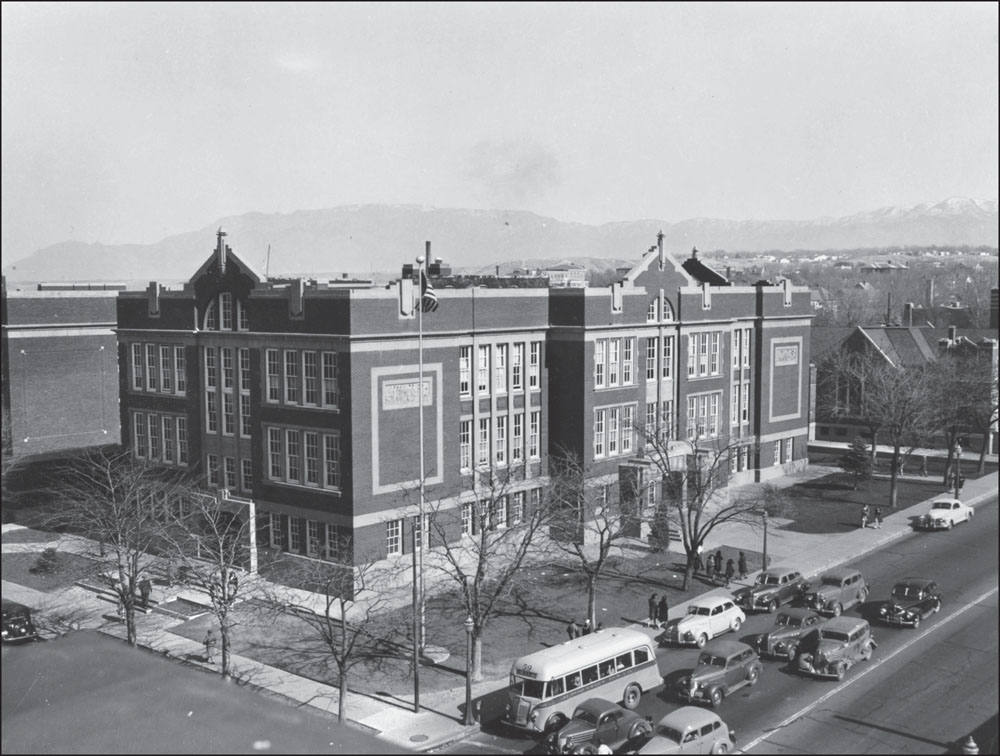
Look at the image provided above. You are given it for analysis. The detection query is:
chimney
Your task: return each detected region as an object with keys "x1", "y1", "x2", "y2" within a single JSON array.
[
  {"x1": 216, "y1": 227, "x2": 228, "y2": 273},
  {"x1": 902, "y1": 302, "x2": 914, "y2": 327},
  {"x1": 147, "y1": 281, "x2": 160, "y2": 317},
  {"x1": 289, "y1": 278, "x2": 304, "y2": 317},
  {"x1": 691, "y1": 246, "x2": 698, "y2": 260},
  {"x1": 948, "y1": 325, "x2": 957, "y2": 342},
  {"x1": 925, "y1": 278, "x2": 934, "y2": 309},
  {"x1": 657, "y1": 231, "x2": 665, "y2": 270},
  {"x1": 425, "y1": 241, "x2": 431, "y2": 271},
  {"x1": 726, "y1": 266, "x2": 732, "y2": 281}
]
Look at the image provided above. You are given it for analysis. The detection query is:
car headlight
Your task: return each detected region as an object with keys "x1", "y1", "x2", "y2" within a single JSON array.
[
  {"x1": 879, "y1": 607, "x2": 887, "y2": 616},
  {"x1": 774, "y1": 641, "x2": 785, "y2": 652}
]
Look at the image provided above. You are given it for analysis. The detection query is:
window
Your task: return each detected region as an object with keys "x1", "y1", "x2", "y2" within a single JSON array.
[
  {"x1": 285, "y1": 430, "x2": 300, "y2": 482},
  {"x1": 494, "y1": 496, "x2": 508, "y2": 529},
  {"x1": 529, "y1": 411, "x2": 540, "y2": 459},
  {"x1": 740, "y1": 446, "x2": 749, "y2": 471},
  {"x1": 478, "y1": 418, "x2": 490, "y2": 466},
  {"x1": 238, "y1": 298, "x2": 249, "y2": 331},
  {"x1": 162, "y1": 416, "x2": 175, "y2": 463},
  {"x1": 220, "y1": 348, "x2": 233, "y2": 390},
  {"x1": 731, "y1": 384, "x2": 740, "y2": 428},
  {"x1": 307, "y1": 521, "x2": 320, "y2": 557},
  {"x1": 131, "y1": 344, "x2": 144, "y2": 390},
  {"x1": 175, "y1": 346, "x2": 186, "y2": 393},
  {"x1": 495, "y1": 344, "x2": 507, "y2": 394},
  {"x1": 529, "y1": 343, "x2": 540, "y2": 388},
  {"x1": 239, "y1": 393, "x2": 251, "y2": 439},
  {"x1": 148, "y1": 414, "x2": 161, "y2": 460},
  {"x1": 622, "y1": 405, "x2": 634, "y2": 454},
  {"x1": 663, "y1": 336, "x2": 674, "y2": 379},
  {"x1": 710, "y1": 393, "x2": 720, "y2": 436},
  {"x1": 160, "y1": 346, "x2": 172, "y2": 393},
  {"x1": 773, "y1": 440, "x2": 782, "y2": 466},
  {"x1": 269, "y1": 428, "x2": 282, "y2": 479},
  {"x1": 206, "y1": 392, "x2": 218, "y2": 433},
  {"x1": 223, "y1": 392, "x2": 235, "y2": 435},
  {"x1": 204, "y1": 300, "x2": 217, "y2": 331},
  {"x1": 698, "y1": 333, "x2": 710, "y2": 376},
  {"x1": 646, "y1": 338, "x2": 657, "y2": 381},
  {"x1": 495, "y1": 415, "x2": 507, "y2": 465},
  {"x1": 322, "y1": 352, "x2": 339, "y2": 408},
  {"x1": 646, "y1": 402, "x2": 657, "y2": 443},
  {"x1": 146, "y1": 344, "x2": 158, "y2": 391},
  {"x1": 733, "y1": 329, "x2": 741, "y2": 369},
  {"x1": 459, "y1": 346, "x2": 471, "y2": 397},
  {"x1": 269, "y1": 513, "x2": 283, "y2": 549},
  {"x1": 241, "y1": 459, "x2": 253, "y2": 492},
  {"x1": 459, "y1": 420, "x2": 472, "y2": 470},
  {"x1": 386, "y1": 519, "x2": 402, "y2": 556},
  {"x1": 688, "y1": 332, "x2": 722, "y2": 378},
  {"x1": 662, "y1": 400, "x2": 674, "y2": 440},
  {"x1": 608, "y1": 339, "x2": 620, "y2": 386},
  {"x1": 687, "y1": 335, "x2": 696, "y2": 378},
  {"x1": 207, "y1": 453, "x2": 219, "y2": 486},
  {"x1": 511, "y1": 491, "x2": 525, "y2": 524},
  {"x1": 687, "y1": 392, "x2": 723, "y2": 440},
  {"x1": 305, "y1": 432, "x2": 319, "y2": 485},
  {"x1": 594, "y1": 339, "x2": 606, "y2": 388},
  {"x1": 742, "y1": 328, "x2": 752, "y2": 368},
  {"x1": 324, "y1": 433, "x2": 341, "y2": 489},
  {"x1": 512, "y1": 414, "x2": 524, "y2": 464},
  {"x1": 284, "y1": 350, "x2": 300, "y2": 403},
  {"x1": 205, "y1": 347, "x2": 217, "y2": 389},
  {"x1": 177, "y1": 418, "x2": 188, "y2": 464},
  {"x1": 741, "y1": 381, "x2": 750, "y2": 423},
  {"x1": 622, "y1": 338, "x2": 633, "y2": 385},
  {"x1": 647, "y1": 297, "x2": 659, "y2": 322},
  {"x1": 288, "y1": 517, "x2": 301, "y2": 552},
  {"x1": 412, "y1": 513, "x2": 429, "y2": 550},
  {"x1": 462, "y1": 502, "x2": 474, "y2": 536},
  {"x1": 594, "y1": 409, "x2": 606, "y2": 458},
  {"x1": 512, "y1": 343, "x2": 524, "y2": 391},
  {"x1": 224, "y1": 457, "x2": 237, "y2": 490},
  {"x1": 304, "y1": 352, "x2": 318, "y2": 405},
  {"x1": 220, "y1": 293, "x2": 233, "y2": 331},
  {"x1": 266, "y1": 349, "x2": 280, "y2": 402},
  {"x1": 608, "y1": 407, "x2": 619, "y2": 455},
  {"x1": 662, "y1": 295, "x2": 673, "y2": 322},
  {"x1": 785, "y1": 437, "x2": 793, "y2": 463},
  {"x1": 478, "y1": 345, "x2": 490, "y2": 394},
  {"x1": 709, "y1": 333, "x2": 720, "y2": 375}
]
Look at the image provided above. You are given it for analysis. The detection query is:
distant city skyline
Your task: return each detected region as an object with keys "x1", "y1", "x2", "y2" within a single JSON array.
[{"x1": 2, "y1": 2, "x2": 997, "y2": 261}]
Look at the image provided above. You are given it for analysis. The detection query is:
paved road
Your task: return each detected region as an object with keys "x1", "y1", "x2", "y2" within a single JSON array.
[
  {"x1": 436, "y1": 494, "x2": 999, "y2": 754},
  {"x1": 1, "y1": 631, "x2": 408, "y2": 755}
]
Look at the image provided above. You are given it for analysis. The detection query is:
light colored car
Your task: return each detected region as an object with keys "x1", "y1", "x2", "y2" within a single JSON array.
[
  {"x1": 661, "y1": 596, "x2": 746, "y2": 649},
  {"x1": 638, "y1": 706, "x2": 736, "y2": 754},
  {"x1": 917, "y1": 498, "x2": 974, "y2": 530},
  {"x1": 678, "y1": 640, "x2": 762, "y2": 708}
]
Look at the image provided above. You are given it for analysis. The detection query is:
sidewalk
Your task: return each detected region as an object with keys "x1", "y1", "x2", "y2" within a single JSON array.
[{"x1": 3, "y1": 467, "x2": 997, "y2": 753}]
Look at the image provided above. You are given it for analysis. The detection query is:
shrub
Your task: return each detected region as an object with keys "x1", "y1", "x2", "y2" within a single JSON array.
[{"x1": 30, "y1": 547, "x2": 62, "y2": 574}]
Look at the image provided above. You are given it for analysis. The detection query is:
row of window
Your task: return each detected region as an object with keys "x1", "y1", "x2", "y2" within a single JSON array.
[
  {"x1": 459, "y1": 412, "x2": 541, "y2": 470},
  {"x1": 266, "y1": 426, "x2": 342, "y2": 491},
  {"x1": 265, "y1": 349, "x2": 340, "y2": 409},
  {"x1": 130, "y1": 343, "x2": 187, "y2": 395},
  {"x1": 267, "y1": 513, "x2": 351, "y2": 563},
  {"x1": 687, "y1": 332, "x2": 723, "y2": 378},
  {"x1": 646, "y1": 295, "x2": 674, "y2": 323},
  {"x1": 133, "y1": 412, "x2": 189, "y2": 466},
  {"x1": 594, "y1": 338, "x2": 636, "y2": 389},
  {"x1": 203, "y1": 292, "x2": 249, "y2": 332},
  {"x1": 687, "y1": 391, "x2": 723, "y2": 440},
  {"x1": 593, "y1": 404, "x2": 636, "y2": 459},
  {"x1": 732, "y1": 327, "x2": 753, "y2": 369},
  {"x1": 645, "y1": 336, "x2": 675, "y2": 381},
  {"x1": 773, "y1": 437, "x2": 795, "y2": 466},
  {"x1": 204, "y1": 347, "x2": 252, "y2": 438},
  {"x1": 206, "y1": 454, "x2": 253, "y2": 493},
  {"x1": 730, "y1": 381, "x2": 751, "y2": 427},
  {"x1": 459, "y1": 343, "x2": 541, "y2": 397},
  {"x1": 645, "y1": 400, "x2": 676, "y2": 444}
]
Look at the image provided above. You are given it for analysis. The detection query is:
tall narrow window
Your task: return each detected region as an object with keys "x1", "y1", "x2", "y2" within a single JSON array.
[
  {"x1": 646, "y1": 338, "x2": 657, "y2": 381},
  {"x1": 269, "y1": 513, "x2": 283, "y2": 549},
  {"x1": 205, "y1": 347, "x2": 217, "y2": 389},
  {"x1": 511, "y1": 491, "x2": 525, "y2": 525},
  {"x1": 459, "y1": 346, "x2": 471, "y2": 397},
  {"x1": 412, "y1": 513, "x2": 429, "y2": 551},
  {"x1": 237, "y1": 298, "x2": 248, "y2": 331},
  {"x1": 323, "y1": 433, "x2": 341, "y2": 488},
  {"x1": 785, "y1": 437, "x2": 793, "y2": 463},
  {"x1": 773, "y1": 440, "x2": 782, "y2": 466},
  {"x1": 146, "y1": 344, "x2": 158, "y2": 391},
  {"x1": 306, "y1": 520, "x2": 320, "y2": 557},
  {"x1": 622, "y1": 338, "x2": 634, "y2": 385},
  {"x1": 222, "y1": 348, "x2": 234, "y2": 389},
  {"x1": 663, "y1": 336, "x2": 674, "y2": 379},
  {"x1": 268, "y1": 428, "x2": 283, "y2": 479},
  {"x1": 220, "y1": 293, "x2": 233, "y2": 331},
  {"x1": 594, "y1": 409, "x2": 606, "y2": 458},
  {"x1": 175, "y1": 346, "x2": 186, "y2": 393},
  {"x1": 304, "y1": 431, "x2": 319, "y2": 485},
  {"x1": 512, "y1": 414, "x2": 524, "y2": 464},
  {"x1": 206, "y1": 392, "x2": 218, "y2": 433},
  {"x1": 326, "y1": 523, "x2": 345, "y2": 562},
  {"x1": 646, "y1": 402, "x2": 657, "y2": 443},
  {"x1": 647, "y1": 298, "x2": 659, "y2": 322},
  {"x1": 266, "y1": 349, "x2": 280, "y2": 402},
  {"x1": 622, "y1": 405, "x2": 634, "y2": 454},
  {"x1": 741, "y1": 381, "x2": 750, "y2": 423},
  {"x1": 710, "y1": 332, "x2": 720, "y2": 375},
  {"x1": 699, "y1": 333, "x2": 710, "y2": 376},
  {"x1": 512, "y1": 343, "x2": 524, "y2": 391},
  {"x1": 477, "y1": 419, "x2": 490, "y2": 466},
  {"x1": 134, "y1": 413, "x2": 147, "y2": 458},
  {"x1": 303, "y1": 351, "x2": 318, "y2": 405},
  {"x1": 608, "y1": 339, "x2": 620, "y2": 386},
  {"x1": 322, "y1": 352, "x2": 339, "y2": 408},
  {"x1": 459, "y1": 420, "x2": 471, "y2": 470},
  {"x1": 241, "y1": 459, "x2": 253, "y2": 492},
  {"x1": 162, "y1": 416, "x2": 175, "y2": 463},
  {"x1": 462, "y1": 502, "x2": 474, "y2": 536},
  {"x1": 224, "y1": 457, "x2": 237, "y2": 490},
  {"x1": 477, "y1": 345, "x2": 490, "y2": 395},
  {"x1": 732, "y1": 329, "x2": 741, "y2": 369},
  {"x1": 284, "y1": 350, "x2": 300, "y2": 403},
  {"x1": 131, "y1": 344, "x2": 144, "y2": 390},
  {"x1": 288, "y1": 517, "x2": 301, "y2": 552},
  {"x1": 608, "y1": 407, "x2": 619, "y2": 456},
  {"x1": 177, "y1": 418, "x2": 188, "y2": 464},
  {"x1": 239, "y1": 393, "x2": 251, "y2": 438},
  {"x1": 662, "y1": 400, "x2": 674, "y2": 441},
  {"x1": 286, "y1": 430, "x2": 300, "y2": 482},
  {"x1": 495, "y1": 344, "x2": 507, "y2": 394},
  {"x1": 386, "y1": 520, "x2": 402, "y2": 557},
  {"x1": 742, "y1": 328, "x2": 752, "y2": 368},
  {"x1": 731, "y1": 383, "x2": 740, "y2": 428},
  {"x1": 204, "y1": 300, "x2": 217, "y2": 331},
  {"x1": 709, "y1": 393, "x2": 720, "y2": 436},
  {"x1": 224, "y1": 387, "x2": 236, "y2": 433},
  {"x1": 149, "y1": 414, "x2": 161, "y2": 460},
  {"x1": 160, "y1": 346, "x2": 172, "y2": 393},
  {"x1": 529, "y1": 411, "x2": 540, "y2": 459},
  {"x1": 687, "y1": 335, "x2": 697, "y2": 378},
  {"x1": 529, "y1": 342, "x2": 540, "y2": 389},
  {"x1": 594, "y1": 339, "x2": 606, "y2": 388},
  {"x1": 495, "y1": 415, "x2": 507, "y2": 466},
  {"x1": 207, "y1": 453, "x2": 219, "y2": 486}
]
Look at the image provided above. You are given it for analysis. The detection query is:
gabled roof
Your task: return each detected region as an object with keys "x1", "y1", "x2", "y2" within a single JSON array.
[
  {"x1": 681, "y1": 249, "x2": 729, "y2": 286},
  {"x1": 810, "y1": 327, "x2": 854, "y2": 363}
]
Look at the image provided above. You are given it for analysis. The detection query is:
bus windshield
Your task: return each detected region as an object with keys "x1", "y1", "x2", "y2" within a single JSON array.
[{"x1": 510, "y1": 676, "x2": 546, "y2": 699}]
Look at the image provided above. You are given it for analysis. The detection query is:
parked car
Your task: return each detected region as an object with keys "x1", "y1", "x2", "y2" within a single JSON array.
[
  {"x1": 637, "y1": 707, "x2": 736, "y2": 754},
  {"x1": 752, "y1": 608, "x2": 828, "y2": 660},
  {"x1": 802, "y1": 568, "x2": 869, "y2": 616},
  {"x1": 1, "y1": 599, "x2": 39, "y2": 644},
  {"x1": 661, "y1": 596, "x2": 746, "y2": 649},
  {"x1": 678, "y1": 640, "x2": 762, "y2": 708},
  {"x1": 878, "y1": 577, "x2": 942, "y2": 628},
  {"x1": 545, "y1": 698, "x2": 653, "y2": 754},
  {"x1": 732, "y1": 566, "x2": 810, "y2": 613},
  {"x1": 916, "y1": 498, "x2": 974, "y2": 530},
  {"x1": 796, "y1": 616, "x2": 875, "y2": 680}
]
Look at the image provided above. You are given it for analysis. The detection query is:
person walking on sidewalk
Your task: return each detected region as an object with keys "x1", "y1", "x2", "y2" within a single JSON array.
[
  {"x1": 714, "y1": 550, "x2": 724, "y2": 584},
  {"x1": 567, "y1": 620, "x2": 580, "y2": 641},
  {"x1": 860, "y1": 504, "x2": 870, "y2": 529},
  {"x1": 648, "y1": 594, "x2": 659, "y2": 628},
  {"x1": 724, "y1": 558, "x2": 736, "y2": 588},
  {"x1": 657, "y1": 595, "x2": 669, "y2": 627},
  {"x1": 738, "y1": 551, "x2": 748, "y2": 580},
  {"x1": 694, "y1": 548, "x2": 705, "y2": 577},
  {"x1": 920, "y1": 455, "x2": 928, "y2": 477},
  {"x1": 873, "y1": 507, "x2": 883, "y2": 529},
  {"x1": 138, "y1": 577, "x2": 152, "y2": 610},
  {"x1": 582, "y1": 619, "x2": 592, "y2": 635},
  {"x1": 204, "y1": 630, "x2": 217, "y2": 664}
]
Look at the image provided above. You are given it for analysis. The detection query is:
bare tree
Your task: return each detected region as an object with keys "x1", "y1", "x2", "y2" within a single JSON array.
[
  {"x1": 931, "y1": 349, "x2": 999, "y2": 477},
  {"x1": 548, "y1": 449, "x2": 645, "y2": 630},
  {"x1": 45, "y1": 446, "x2": 197, "y2": 646},
  {"x1": 261, "y1": 542, "x2": 401, "y2": 723},
  {"x1": 425, "y1": 468, "x2": 552, "y2": 681},
  {"x1": 160, "y1": 491, "x2": 257, "y2": 680}
]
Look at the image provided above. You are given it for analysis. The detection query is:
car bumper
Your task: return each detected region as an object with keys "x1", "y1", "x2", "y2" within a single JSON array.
[
  {"x1": 919, "y1": 519, "x2": 950, "y2": 530},
  {"x1": 797, "y1": 660, "x2": 841, "y2": 679},
  {"x1": 880, "y1": 613, "x2": 918, "y2": 626}
]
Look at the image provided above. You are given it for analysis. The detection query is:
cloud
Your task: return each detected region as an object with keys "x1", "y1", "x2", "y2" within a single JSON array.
[
  {"x1": 274, "y1": 50, "x2": 322, "y2": 73},
  {"x1": 465, "y1": 138, "x2": 560, "y2": 209}
]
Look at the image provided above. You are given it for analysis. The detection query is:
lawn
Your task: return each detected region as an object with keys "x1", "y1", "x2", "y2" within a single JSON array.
[
  {"x1": 1, "y1": 551, "x2": 102, "y2": 593},
  {"x1": 1, "y1": 527, "x2": 58, "y2": 545}
]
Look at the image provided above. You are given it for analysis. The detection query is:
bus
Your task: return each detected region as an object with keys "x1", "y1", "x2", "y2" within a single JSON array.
[{"x1": 505, "y1": 627, "x2": 661, "y2": 734}]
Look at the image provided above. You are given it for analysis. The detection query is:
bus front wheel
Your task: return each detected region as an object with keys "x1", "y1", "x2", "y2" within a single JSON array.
[
  {"x1": 623, "y1": 683, "x2": 642, "y2": 709},
  {"x1": 545, "y1": 712, "x2": 567, "y2": 733}
]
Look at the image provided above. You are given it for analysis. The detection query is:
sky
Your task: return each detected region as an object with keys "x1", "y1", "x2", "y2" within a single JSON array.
[{"x1": 2, "y1": 2, "x2": 997, "y2": 261}]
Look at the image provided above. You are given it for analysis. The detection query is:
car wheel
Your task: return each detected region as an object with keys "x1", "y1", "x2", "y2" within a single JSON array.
[
  {"x1": 711, "y1": 741, "x2": 731, "y2": 755},
  {"x1": 933, "y1": 599, "x2": 942, "y2": 614},
  {"x1": 834, "y1": 661, "x2": 847, "y2": 681},
  {"x1": 575, "y1": 744, "x2": 598, "y2": 755},
  {"x1": 632, "y1": 720, "x2": 653, "y2": 740},
  {"x1": 861, "y1": 642, "x2": 872, "y2": 661},
  {"x1": 697, "y1": 633, "x2": 709, "y2": 648},
  {"x1": 785, "y1": 641, "x2": 799, "y2": 661},
  {"x1": 912, "y1": 615, "x2": 921, "y2": 629},
  {"x1": 730, "y1": 617, "x2": 742, "y2": 632},
  {"x1": 832, "y1": 603, "x2": 842, "y2": 617},
  {"x1": 747, "y1": 666, "x2": 760, "y2": 686},
  {"x1": 767, "y1": 599, "x2": 778, "y2": 613},
  {"x1": 623, "y1": 683, "x2": 642, "y2": 709},
  {"x1": 710, "y1": 688, "x2": 724, "y2": 707},
  {"x1": 967, "y1": 510, "x2": 973, "y2": 522},
  {"x1": 859, "y1": 588, "x2": 869, "y2": 604},
  {"x1": 947, "y1": 519, "x2": 953, "y2": 530}
]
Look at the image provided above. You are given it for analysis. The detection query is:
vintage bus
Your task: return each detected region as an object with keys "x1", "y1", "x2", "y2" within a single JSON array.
[{"x1": 505, "y1": 627, "x2": 661, "y2": 734}]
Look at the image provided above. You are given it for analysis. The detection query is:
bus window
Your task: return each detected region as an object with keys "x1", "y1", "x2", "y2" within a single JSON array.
[
  {"x1": 511, "y1": 678, "x2": 546, "y2": 699},
  {"x1": 615, "y1": 652, "x2": 632, "y2": 671},
  {"x1": 566, "y1": 672, "x2": 582, "y2": 691},
  {"x1": 634, "y1": 647, "x2": 650, "y2": 665},
  {"x1": 547, "y1": 677, "x2": 565, "y2": 698},
  {"x1": 582, "y1": 665, "x2": 599, "y2": 685},
  {"x1": 599, "y1": 659, "x2": 615, "y2": 678}
]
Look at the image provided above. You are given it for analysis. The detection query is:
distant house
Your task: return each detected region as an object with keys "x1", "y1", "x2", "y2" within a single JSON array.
[
  {"x1": 860, "y1": 261, "x2": 909, "y2": 274},
  {"x1": 834, "y1": 261, "x2": 854, "y2": 270},
  {"x1": 542, "y1": 263, "x2": 588, "y2": 287},
  {"x1": 855, "y1": 281, "x2": 874, "y2": 291},
  {"x1": 809, "y1": 286, "x2": 836, "y2": 311}
]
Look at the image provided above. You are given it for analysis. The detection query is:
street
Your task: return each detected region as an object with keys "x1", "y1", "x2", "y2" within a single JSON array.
[{"x1": 435, "y1": 494, "x2": 999, "y2": 754}]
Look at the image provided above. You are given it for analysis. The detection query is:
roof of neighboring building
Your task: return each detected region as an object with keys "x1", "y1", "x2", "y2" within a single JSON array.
[
  {"x1": 681, "y1": 251, "x2": 730, "y2": 286},
  {"x1": 810, "y1": 327, "x2": 854, "y2": 363}
]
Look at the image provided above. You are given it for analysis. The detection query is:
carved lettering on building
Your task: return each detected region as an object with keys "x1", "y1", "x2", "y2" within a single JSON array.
[
  {"x1": 774, "y1": 344, "x2": 799, "y2": 367},
  {"x1": 382, "y1": 378, "x2": 433, "y2": 410}
]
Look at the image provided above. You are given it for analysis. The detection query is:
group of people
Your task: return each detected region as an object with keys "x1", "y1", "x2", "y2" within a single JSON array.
[
  {"x1": 114, "y1": 576, "x2": 154, "y2": 619},
  {"x1": 646, "y1": 594, "x2": 670, "y2": 628},
  {"x1": 566, "y1": 618, "x2": 602, "y2": 640},
  {"x1": 860, "y1": 504, "x2": 883, "y2": 529},
  {"x1": 693, "y1": 548, "x2": 749, "y2": 588}
]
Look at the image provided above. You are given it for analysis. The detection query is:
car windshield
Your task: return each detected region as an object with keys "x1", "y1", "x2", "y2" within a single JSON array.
[
  {"x1": 688, "y1": 606, "x2": 712, "y2": 616},
  {"x1": 697, "y1": 653, "x2": 726, "y2": 668},
  {"x1": 775, "y1": 614, "x2": 801, "y2": 628},
  {"x1": 821, "y1": 576, "x2": 844, "y2": 587},
  {"x1": 932, "y1": 502, "x2": 953, "y2": 510},
  {"x1": 820, "y1": 630, "x2": 850, "y2": 643},
  {"x1": 655, "y1": 726, "x2": 684, "y2": 743},
  {"x1": 892, "y1": 586, "x2": 921, "y2": 599},
  {"x1": 756, "y1": 574, "x2": 780, "y2": 586},
  {"x1": 572, "y1": 708, "x2": 599, "y2": 725}
]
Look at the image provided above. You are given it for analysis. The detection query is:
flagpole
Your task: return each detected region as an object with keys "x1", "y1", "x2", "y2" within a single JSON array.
[{"x1": 417, "y1": 246, "x2": 427, "y2": 653}]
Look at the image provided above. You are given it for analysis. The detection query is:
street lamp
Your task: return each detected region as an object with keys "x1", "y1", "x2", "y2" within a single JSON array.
[
  {"x1": 761, "y1": 510, "x2": 769, "y2": 571},
  {"x1": 464, "y1": 615, "x2": 475, "y2": 726},
  {"x1": 953, "y1": 443, "x2": 963, "y2": 498}
]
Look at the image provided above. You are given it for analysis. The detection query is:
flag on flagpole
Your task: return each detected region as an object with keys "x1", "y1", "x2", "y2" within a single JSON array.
[{"x1": 419, "y1": 270, "x2": 439, "y2": 313}]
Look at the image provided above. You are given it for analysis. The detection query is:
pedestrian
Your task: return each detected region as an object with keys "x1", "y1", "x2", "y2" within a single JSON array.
[
  {"x1": 596, "y1": 622, "x2": 603, "y2": 632},
  {"x1": 567, "y1": 620, "x2": 580, "y2": 641},
  {"x1": 860, "y1": 504, "x2": 870, "y2": 529},
  {"x1": 648, "y1": 593, "x2": 658, "y2": 628},
  {"x1": 204, "y1": 630, "x2": 217, "y2": 664},
  {"x1": 139, "y1": 577, "x2": 152, "y2": 609},
  {"x1": 920, "y1": 455, "x2": 928, "y2": 477},
  {"x1": 714, "y1": 550, "x2": 724, "y2": 584},
  {"x1": 873, "y1": 507, "x2": 883, "y2": 529},
  {"x1": 724, "y1": 559, "x2": 736, "y2": 588},
  {"x1": 738, "y1": 551, "x2": 748, "y2": 580},
  {"x1": 582, "y1": 619, "x2": 592, "y2": 635},
  {"x1": 694, "y1": 550, "x2": 705, "y2": 576},
  {"x1": 657, "y1": 595, "x2": 669, "y2": 627}
]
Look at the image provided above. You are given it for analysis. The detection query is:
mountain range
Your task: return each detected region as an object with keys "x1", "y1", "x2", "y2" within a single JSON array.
[{"x1": 4, "y1": 198, "x2": 996, "y2": 284}]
